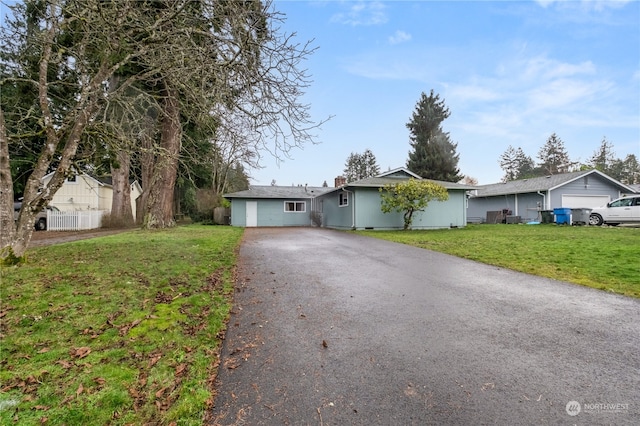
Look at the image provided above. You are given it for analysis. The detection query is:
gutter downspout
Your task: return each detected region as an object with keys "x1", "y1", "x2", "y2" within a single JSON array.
[
  {"x1": 342, "y1": 187, "x2": 355, "y2": 229},
  {"x1": 537, "y1": 191, "x2": 547, "y2": 210}
]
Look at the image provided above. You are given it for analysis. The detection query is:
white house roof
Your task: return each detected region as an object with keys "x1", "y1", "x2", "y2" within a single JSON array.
[
  {"x1": 470, "y1": 169, "x2": 636, "y2": 197},
  {"x1": 224, "y1": 185, "x2": 333, "y2": 199}
]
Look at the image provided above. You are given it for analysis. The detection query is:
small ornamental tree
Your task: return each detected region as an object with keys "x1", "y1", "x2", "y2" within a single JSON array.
[{"x1": 379, "y1": 179, "x2": 449, "y2": 230}]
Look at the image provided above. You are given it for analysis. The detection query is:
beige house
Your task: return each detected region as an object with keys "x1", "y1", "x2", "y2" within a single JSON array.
[{"x1": 42, "y1": 172, "x2": 142, "y2": 218}]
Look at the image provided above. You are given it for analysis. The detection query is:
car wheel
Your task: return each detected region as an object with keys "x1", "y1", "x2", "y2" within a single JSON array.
[
  {"x1": 589, "y1": 213, "x2": 603, "y2": 226},
  {"x1": 35, "y1": 218, "x2": 47, "y2": 231}
]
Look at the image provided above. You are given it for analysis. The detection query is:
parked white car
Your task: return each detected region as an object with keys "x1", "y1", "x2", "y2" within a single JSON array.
[{"x1": 589, "y1": 195, "x2": 640, "y2": 226}]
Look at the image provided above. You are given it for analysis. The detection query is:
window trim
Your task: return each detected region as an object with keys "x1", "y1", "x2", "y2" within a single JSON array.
[
  {"x1": 284, "y1": 201, "x2": 306, "y2": 213},
  {"x1": 339, "y1": 192, "x2": 348, "y2": 207}
]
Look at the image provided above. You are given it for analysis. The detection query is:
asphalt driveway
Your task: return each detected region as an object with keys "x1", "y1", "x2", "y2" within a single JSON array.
[{"x1": 211, "y1": 228, "x2": 639, "y2": 425}]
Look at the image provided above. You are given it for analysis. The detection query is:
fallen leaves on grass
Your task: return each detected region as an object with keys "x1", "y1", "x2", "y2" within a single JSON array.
[
  {"x1": 56, "y1": 360, "x2": 73, "y2": 369},
  {"x1": 148, "y1": 352, "x2": 162, "y2": 368},
  {"x1": 175, "y1": 363, "x2": 187, "y2": 378},
  {"x1": 69, "y1": 347, "x2": 91, "y2": 359},
  {"x1": 118, "y1": 319, "x2": 142, "y2": 336}
]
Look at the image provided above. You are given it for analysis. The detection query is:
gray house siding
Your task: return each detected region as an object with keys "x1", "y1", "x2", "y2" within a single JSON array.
[
  {"x1": 230, "y1": 199, "x2": 247, "y2": 226},
  {"x1": 467, "y1": 193, "x2": 544, "y2": 223},
  {"x1": 317, "y1": 187, "x2": 468, "y2": 230},
  {"x1": 317, "y1": 190, "x2": 353, "y2": 229},
  {"x1": 549, "y1": 174, "x2": 621, "y2": 208},
  {"x1": 354, "y1": 188, "x2": 401, "y2": 229},
  {"x1": 411, "y1": 190, "x2": 468, "y2": 228},
  {"x1": 225, "y1": 169, "x2": 474, "y2": 229},
  {"x1": 230, "y1": 198, "x2": 312, "y2": 227},
  {"x1": 467, "y1": 170, "x2": 634, "y2": 223}
]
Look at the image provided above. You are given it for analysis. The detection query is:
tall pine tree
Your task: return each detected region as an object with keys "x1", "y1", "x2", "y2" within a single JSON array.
[
  {"x1": 499, "y1": 145, "x2": 536, "y2": 181},
  {"x1": 343, "y1": 149, "x2": 380, "y2": 182},
  {"x1": 406, "y1": 90, "x2": 462, "y2": 182},
  {"x1": 537, "y1": 133, "x2": 573, "y2": 175},
  {"x1": 588, "y1": 137, "x2": 616, "y2": 173}
]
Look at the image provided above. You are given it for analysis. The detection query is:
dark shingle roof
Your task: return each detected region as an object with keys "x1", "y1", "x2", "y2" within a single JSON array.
[{"x1": 224, "y1": 185, "x2": 333, "y2": 199}]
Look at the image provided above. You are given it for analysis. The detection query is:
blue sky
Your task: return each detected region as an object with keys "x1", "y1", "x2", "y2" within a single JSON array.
[
  {"x1": 254, "y1": 0, "x2": 640, "y2": 186},
  {"x1": 1, "y1": 1, "x2": 638, "y2": 186}
]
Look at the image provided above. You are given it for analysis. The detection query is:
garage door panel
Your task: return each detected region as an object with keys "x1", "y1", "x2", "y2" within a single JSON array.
[{"x1": 562, "y1": 195, "x2": 610, "y2": 209}]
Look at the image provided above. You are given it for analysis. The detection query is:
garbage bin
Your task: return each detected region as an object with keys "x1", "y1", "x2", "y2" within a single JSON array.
[
  {"x1": 540, "y1": 210, "x2": 554, "y2": 224},
  {"x1": 553, "y1": 208, "x2": 572, "y2": 225},
  {"x1": 570, "y1": 208, "x2": 592, "y2": 225}
]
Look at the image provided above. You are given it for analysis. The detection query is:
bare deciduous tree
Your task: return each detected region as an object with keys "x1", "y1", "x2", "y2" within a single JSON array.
[{"x1": 1, "y1": 0, "x2": 327, "y2": 258}]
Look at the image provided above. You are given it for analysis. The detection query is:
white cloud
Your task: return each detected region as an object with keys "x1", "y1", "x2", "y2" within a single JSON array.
[
  {"x1": 527, "y1": 78, "x2": 607, "y2": 111},
  {"x1": 534, "y1": 0, "x2": 632, "y2": 11},
  {"x1": 330, "y1": 1, "x2": 387, "y2": 26},
  {"x1": 534, "y1": 0, "x2": 555, "y2": 8},
  {"x1": 388, "y1": 30, "x2": 411, "y2": 45},
  {"x1": 515, "y1": 55, "x2": 596, "y2": 82}
]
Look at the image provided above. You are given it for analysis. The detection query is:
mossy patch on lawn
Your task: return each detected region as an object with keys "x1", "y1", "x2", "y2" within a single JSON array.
[{"x1": 0, "y1": 225, "x2": 243, "y2": 425}]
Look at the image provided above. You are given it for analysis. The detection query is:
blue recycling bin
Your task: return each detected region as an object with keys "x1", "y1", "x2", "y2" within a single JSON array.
[{"x1": 553, "y1": 208, "x2": 571, "y2": 225}]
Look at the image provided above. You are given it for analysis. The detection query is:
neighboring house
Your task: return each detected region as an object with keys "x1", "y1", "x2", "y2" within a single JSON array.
[
  {"x1": 224, "y1": 185, "x2": 333, "y2": 227},
  {"x1": 315, "y1": 168, "x2": 474, "y2": 230},
  {"x1": 224, "y1": 168, "x2": 474, "y2": 230},
  {"x1": 467, "y1": 169, "x2": 637, "y2": 223},
  {"x1": 42, "y1": 172, "x2": 143, "y2": 217},
  {"x1": 626, "y1": 184, "x2": 640, "y2": 196}
]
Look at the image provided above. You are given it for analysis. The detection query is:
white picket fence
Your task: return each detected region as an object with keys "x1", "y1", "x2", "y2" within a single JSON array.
[{"x1": 47, "y1": 210, "x2": 105, "y2": 231}]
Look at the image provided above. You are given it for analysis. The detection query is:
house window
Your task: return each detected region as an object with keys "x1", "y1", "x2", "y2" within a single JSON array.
[
  {"x1": 339, "y1": 192, "x2": 348, "y2": 207},
  {"x1": 284, "y1": 201, "x2": 306, "y2": 212}
]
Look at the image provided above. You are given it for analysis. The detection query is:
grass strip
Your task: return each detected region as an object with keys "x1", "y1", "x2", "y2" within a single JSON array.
[
  {"x1": 0, "y1": 225, "x2": 244, "y2": 425},
  {"x1": 356, "y1": 224, "x2": 639, "y2": 298}
]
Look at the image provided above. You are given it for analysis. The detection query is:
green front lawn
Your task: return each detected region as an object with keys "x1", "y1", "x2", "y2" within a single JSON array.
[
  {"x1": 0, "y1": 225, "x2": 244, "y2": 425},
  {"x1": 356, "y1": 224, "x2": 639, "y2": 298},
  {"x1": 1, "y1": 222, "x2": 637, "y2": 424}
]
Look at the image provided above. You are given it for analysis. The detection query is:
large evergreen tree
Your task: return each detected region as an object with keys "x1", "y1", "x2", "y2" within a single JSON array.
[
  {"x1": 343, "y1": 149, "x2": 380, "y2": 182},
  {"x1": 406, "y1": 90, "x2": 462, "y2": 182},
  {"x1": 537, "y1": 133, "x2": 573, "y2": 175},
  {"x1": 588, "y1": 137, "x2": 616, "y2": 173},
  {"x1": 608, "y1": 154, "x2": 640, "y2": 185},
  {"x1": 499, "y1": 145, "x2": 536, "y2": 181},
  {"x1": 499, "y1": 145, "x2": 518, "y2": 182}
]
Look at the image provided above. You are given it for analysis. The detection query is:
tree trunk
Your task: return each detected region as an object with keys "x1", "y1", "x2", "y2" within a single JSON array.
[
  {"x1": 110, "y1": 150, "x2": 134, "y2": 227},
  {"x1": 0, "y1": 107, "x2": 17, "y2": 257},
  {"x1": 137, "y1": 111, "x2": 157, "y2": 225},
  {"x1": 143, "y1": 86, "x2": 181, "y2": 229}
]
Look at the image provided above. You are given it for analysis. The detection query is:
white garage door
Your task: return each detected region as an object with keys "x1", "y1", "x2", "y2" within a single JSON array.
[{"x1": 562, "y1": 195, "x2": 610, "y2": 208}]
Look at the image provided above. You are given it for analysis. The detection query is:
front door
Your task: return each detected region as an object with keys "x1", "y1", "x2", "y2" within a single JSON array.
[{"x1": 246, "y1": 201, "x2": 257, "y2": 227}]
